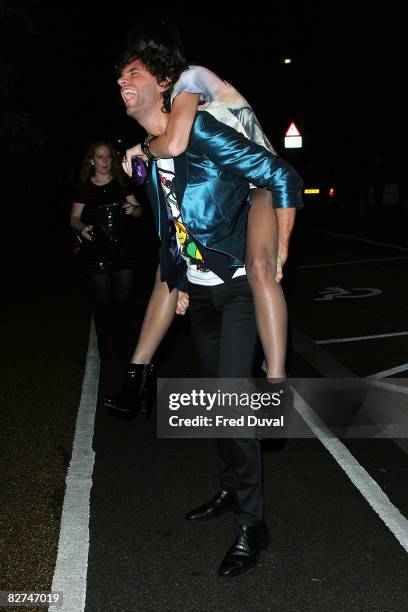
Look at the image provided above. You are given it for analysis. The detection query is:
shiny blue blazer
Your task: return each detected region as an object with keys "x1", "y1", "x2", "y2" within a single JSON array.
[{"x1": 146, "y1": 111, "x2": 303, "y2": 289}]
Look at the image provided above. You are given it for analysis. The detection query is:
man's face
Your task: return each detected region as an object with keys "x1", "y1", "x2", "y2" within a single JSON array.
[{"x1": 117, "y1": 59, "x2": 166, "y2": 118}]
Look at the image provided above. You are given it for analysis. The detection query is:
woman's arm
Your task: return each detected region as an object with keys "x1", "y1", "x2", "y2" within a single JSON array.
[
  {"x1": 70, "y1": 202, "x2": 94, "y2": 240},
  {"x1": 123, "y1": 92, "x2": 200, "y2": 174},
  {"x1": 150, "y1": 92, "x2": 200, "y2": 157},
  {"x1": 123, "y1": 194, "x2": 142, "y2": 217}
]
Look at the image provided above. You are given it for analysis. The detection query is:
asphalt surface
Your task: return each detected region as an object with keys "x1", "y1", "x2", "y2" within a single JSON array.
[
  {"x1": 2, "y1": 207, "x2": 408, "y2": 611},
  {"x1": 0, "y1": 255, "x2": 91, "y2": 608}
]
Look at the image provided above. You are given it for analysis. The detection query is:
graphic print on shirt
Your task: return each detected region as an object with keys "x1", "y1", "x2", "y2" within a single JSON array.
[{"x1": 159, "y1": 167, "x2": 209, "y2": 272}]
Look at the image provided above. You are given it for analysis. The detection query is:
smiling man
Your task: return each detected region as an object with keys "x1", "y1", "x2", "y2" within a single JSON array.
[
  {"x1": 120, "y1": 60, "x2": 170, "y2": 117},
  {"x1": 113, "y1": 36, "x2": 303, "y2": 578}
]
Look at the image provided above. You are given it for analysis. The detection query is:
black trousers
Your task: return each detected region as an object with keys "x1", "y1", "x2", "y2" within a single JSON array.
[{"x1": 188, "y1": 276, "x2": 263, "y2": 525}]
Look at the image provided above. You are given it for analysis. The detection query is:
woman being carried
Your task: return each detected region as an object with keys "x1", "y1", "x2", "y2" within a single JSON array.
[{"x1": 106, "y1": 19, "x2": 298, "y2": 417}]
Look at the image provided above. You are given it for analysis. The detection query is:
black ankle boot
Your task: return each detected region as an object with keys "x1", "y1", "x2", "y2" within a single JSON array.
[
  {"x1": 255, "y1": 378, "x2": 292, "y2": 439},
  {"x1": 260, "y1": 378, "x2": 292, "y2": 408},
  {"x1": 104, "y1": 363, "x2": 155, "y2": 419}
]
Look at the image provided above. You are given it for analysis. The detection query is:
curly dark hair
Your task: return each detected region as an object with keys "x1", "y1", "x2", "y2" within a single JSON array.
[
  {"x1": 116, "y1": 18, "x2": 189, "y2": 113},
  {"x1": 79, "y1": 141, "x2": 127, "y2": 188}
]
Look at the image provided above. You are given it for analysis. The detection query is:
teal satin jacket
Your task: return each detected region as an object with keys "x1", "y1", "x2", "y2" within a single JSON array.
[{"x1": 146, "y1": 111, "x2": 303, "y2": 288}]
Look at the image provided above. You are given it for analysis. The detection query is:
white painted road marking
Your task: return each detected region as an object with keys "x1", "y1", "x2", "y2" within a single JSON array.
[
  {"x1": 315, "y1": 287, "x2": 382, "y2": 301},
  {"x1": 310, "y1": 227, "x2": 408, "y2": 252},
  {"x1": 367, "y1": 363, "x2": 408, "y2": 379},
  {"x1": 50, "y1": 322, "x2": 99, "y2": 612},
  {"x1": 370, "y1": 379, "x2": 408, "y2": 396},
  {"x1": 316, "y1": 331, "x2": 408, "y2": 344},
  {"x1": 293, "y1": 390, "x2": 408, "y2": 553},
  {"x1": 298, "y1": 256, "x2": 408, "y2": 269}
]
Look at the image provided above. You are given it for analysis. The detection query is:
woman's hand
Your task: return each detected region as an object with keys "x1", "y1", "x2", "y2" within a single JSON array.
[
  {"x1": 122, "y1": 143, "x2": 147, "y2": 177},
  {"x1": 81, "y1": 225, "x2": 94, "y2": 241},
  {"x1": 123, "y1": 201, "x2": 141, "y2": 216},
  {"x1": 176, "y1": 291, "x2": 189, "y2": 315},
  {"x1": 123, "y1": 195, "x2": 142, "y2": 217}
]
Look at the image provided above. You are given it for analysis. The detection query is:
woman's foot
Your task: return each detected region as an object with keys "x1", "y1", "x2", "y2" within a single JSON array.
[{"x1": 104, "y1": 363, "x2": 155, "y2": 419}]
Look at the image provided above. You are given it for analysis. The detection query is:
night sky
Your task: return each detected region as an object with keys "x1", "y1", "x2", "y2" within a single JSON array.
[{"x1": 1, "y1": 1, "x2": 406, "y2": 207}]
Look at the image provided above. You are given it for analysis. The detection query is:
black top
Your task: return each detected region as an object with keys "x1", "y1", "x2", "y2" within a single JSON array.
[{"x1": 76, "y1": 178, "x2": 139, "y2": 274}]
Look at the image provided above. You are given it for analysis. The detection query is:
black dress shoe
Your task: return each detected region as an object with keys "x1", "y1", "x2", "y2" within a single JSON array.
[
  {"x1": 104, "y1": 363, "x2": 155, "y2": 419},
  {"x1": 217, "y1": 522, "x2": 270, "y2": 578},
  {"x1": 185, "y1": 489, "x2": 236, "y2": 521}
]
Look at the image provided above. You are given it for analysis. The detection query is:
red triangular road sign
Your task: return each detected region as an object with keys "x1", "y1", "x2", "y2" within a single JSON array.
[{"x1": 285, "y1": 122, "x2": 301, "y2": 137}]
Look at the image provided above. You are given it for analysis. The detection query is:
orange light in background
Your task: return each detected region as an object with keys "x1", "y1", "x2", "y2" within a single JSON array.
[
  {"x1": 328, "y1": 187, "x2": 335, "y2": 197},
  {"x1": 283, "y1": 58, "x2": 292, "y2": 64}
]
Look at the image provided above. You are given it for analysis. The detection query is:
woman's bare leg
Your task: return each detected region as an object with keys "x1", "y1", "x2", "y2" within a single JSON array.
[
  {"x1": 131, "y1": 264, "x2": 178, "y2": 364},
  {"x1": 246, "y1": 190, "x2": 287, "y2": 379}
]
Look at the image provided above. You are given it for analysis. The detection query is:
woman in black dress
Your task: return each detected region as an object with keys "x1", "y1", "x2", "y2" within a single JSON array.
[{"x1": 70, "y1": 141, "x2": 142, "y2": 360}]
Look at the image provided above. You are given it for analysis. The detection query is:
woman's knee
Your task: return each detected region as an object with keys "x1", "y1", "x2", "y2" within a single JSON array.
[{"x1": 246, "y1": 253, "x2": 277, "y2": 285}]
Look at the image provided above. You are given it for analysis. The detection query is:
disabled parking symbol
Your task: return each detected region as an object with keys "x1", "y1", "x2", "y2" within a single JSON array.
[{"x1": 315, "y1": 286, "x2": 383, "y2": 301}]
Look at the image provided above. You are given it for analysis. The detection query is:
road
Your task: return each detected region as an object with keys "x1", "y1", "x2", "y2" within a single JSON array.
[{"x1": 2, "y1": 212, "x2": 408, "y2": 611}]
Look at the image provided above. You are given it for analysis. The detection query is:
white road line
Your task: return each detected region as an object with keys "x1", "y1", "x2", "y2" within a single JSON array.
[
  {"x1": 367, "y1": 363, "x2": 408, "y2": 379},
  {"x1": 316, "y1": 331, "x2": 408, "y2": 345},
  {"x1": 310, "y1": 227, "x2": 408, "y2": 252},
  {"x1": 293, "y1": 326, "x2": 408, "y2": 455},
  {"x1": 293, "y1": 390, "x2": 408, "y2": 553},
  {"x1": 298, "y1": 256, "x2": 408, "y2": 269},
  {"x1": 49, "y1": 321, "x2": 99, "y2": 612},
  {"x1": 369, "y1": 379, "x2": 408, "y2": 396}
]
